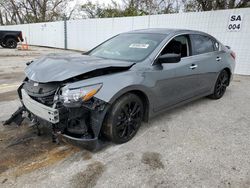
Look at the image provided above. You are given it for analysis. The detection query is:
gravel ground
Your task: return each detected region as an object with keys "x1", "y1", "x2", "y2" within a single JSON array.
[{"x1": 0, "y1": 46, "x2": 250, "y2": 188}]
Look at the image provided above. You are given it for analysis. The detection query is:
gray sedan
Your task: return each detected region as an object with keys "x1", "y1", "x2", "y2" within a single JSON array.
[{"x1": 6, "y1": 28, "x2": 236, "y2": 149}]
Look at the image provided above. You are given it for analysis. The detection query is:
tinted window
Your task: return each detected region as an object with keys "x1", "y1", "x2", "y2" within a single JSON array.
[
  {"x1": 190, "y1": 34, "x2": 215, "y2": 55},
  {"x1": 161, "y1": 35, "x2": 189, "y2": 58},
  {"x1": 89, "y1": 33, "x2": 166, "y2": 62}
]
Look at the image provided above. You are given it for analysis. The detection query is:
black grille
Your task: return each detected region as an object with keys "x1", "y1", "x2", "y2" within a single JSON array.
[
  {"x1": 23, "y1": 79, "x2": 60, "y2": 106},
  {"x1": 31, "y1": 94, "x2": 55, "y2": 106}
]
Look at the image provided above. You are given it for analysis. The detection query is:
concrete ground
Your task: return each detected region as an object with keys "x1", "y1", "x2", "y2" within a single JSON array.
[{"x1": 0, "y1": 46, "x2": 250, "y2": 188}]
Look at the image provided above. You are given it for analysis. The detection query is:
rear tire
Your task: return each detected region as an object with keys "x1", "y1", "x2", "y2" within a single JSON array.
[
  {"x1": 0, "y1": 41, "x2": 7, "y2": 48},
  {"x1": 102, "y1": 93, "x2": 143, "y2": 144},
  {"x1": 208, "y1": 70, "x2": 229, "y2": 99},
  {"x1": 5, "y1": 38, "x2": 17, "y2": 49}
]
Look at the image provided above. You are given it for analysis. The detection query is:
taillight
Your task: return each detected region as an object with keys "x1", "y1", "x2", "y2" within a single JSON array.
[{"x1": 230, "y1": 51, "x2": 236, "y2": 60}]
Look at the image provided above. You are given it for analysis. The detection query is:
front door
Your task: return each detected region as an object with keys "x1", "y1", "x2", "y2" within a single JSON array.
[{"x1": 149, "y1": 35, "x2": 201, "y2": 112}]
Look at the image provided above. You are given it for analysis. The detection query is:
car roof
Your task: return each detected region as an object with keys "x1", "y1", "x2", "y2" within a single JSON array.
[{"x1": 125, "y1": 28, "x2": 208, "y2": 36}]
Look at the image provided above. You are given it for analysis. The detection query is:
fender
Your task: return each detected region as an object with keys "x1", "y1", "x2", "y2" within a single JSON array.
[{"x1": 67, "y1": 69, "x2": 156, "y2": 118}]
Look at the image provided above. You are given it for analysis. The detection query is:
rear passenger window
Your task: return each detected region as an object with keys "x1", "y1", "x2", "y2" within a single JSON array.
[{"x1": 190, "y1": 34, "x2": 216, "y2": 55}]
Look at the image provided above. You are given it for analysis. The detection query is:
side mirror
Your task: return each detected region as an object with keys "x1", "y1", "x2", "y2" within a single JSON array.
[{"x1": 156, "y1": 53, "x2": 181, "y2": 64}]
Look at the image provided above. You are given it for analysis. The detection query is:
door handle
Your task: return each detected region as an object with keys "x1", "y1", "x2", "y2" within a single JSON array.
[
  {"x1": 189, "y1": 64, "x2": 198, "y2": 69},
  {"x1": 216, "y1": 57, "x2": 222, "y2": 61}
]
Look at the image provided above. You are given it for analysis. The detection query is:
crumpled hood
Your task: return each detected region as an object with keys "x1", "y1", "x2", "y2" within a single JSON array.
[{"x1": 25, "y1": 53, "x2": 134, "y2": 83}]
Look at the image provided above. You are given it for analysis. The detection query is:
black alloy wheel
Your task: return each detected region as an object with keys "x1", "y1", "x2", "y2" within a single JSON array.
[
  {"x1": 5, "y1": 38, "x2": 17, "y2": 49},
  {"x1": 209, "y1": 70, "x2": 229, "y2": 99},
  {"x1": 102, "y1": 93, "x2": 143, "y2": 144}
]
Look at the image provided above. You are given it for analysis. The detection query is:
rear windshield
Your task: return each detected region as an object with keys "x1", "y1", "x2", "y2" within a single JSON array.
[{"x1": 89, "y1": 33, "x2": 167, "y2": 62}]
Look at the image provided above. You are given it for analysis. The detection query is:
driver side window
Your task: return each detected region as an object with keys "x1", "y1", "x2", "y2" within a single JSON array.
[{"x1": 161, "y1": 35, "x2": 190, "y2": 58}]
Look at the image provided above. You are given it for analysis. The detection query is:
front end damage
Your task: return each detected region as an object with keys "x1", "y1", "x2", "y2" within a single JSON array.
[
  {"x1": 4, "y1": 79, "x2": 110, "y2": 150},
  {"x1": 4, "y1": 54, "x2": 135, "y2": 150}
]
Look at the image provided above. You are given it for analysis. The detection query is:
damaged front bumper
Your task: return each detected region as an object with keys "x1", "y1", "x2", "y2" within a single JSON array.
[
  {"x1": 5, "y1": 87, "x2": 110, "y2": 150},
  {"x1": 21, "y1": 89, "x2": 59, "y2": 123},
  {"x1": 59, "y1": 134, "x2": 99, "y2": 150}
]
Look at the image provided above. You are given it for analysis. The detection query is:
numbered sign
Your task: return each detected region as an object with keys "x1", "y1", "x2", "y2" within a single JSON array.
[{"x1": 228, "y1": 14, "x2": 243, "y2": 31}]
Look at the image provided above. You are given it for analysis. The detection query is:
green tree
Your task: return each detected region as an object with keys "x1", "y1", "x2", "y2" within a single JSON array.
[
  {"x1": 81, "y1": 1, "x2": 124, "y2": 18},
  {"x1": 80, "y1": 0, "x2": 180, "y2": 18},
  {"x1": 183, "y1": 0, "x2": 250, "y2": 12},
  {"x1": 0, "y1": 0, "x2": 73, "y2": 25}
]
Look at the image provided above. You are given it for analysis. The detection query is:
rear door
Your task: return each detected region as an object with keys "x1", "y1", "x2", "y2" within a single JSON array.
[{"x1": 189, "y1": 34, "x2": 222, "y2": 93}]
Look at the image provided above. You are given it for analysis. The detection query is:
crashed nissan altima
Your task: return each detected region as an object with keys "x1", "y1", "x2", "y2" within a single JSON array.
[{"x1": 5, "y1": 29, "x2": 235, "y2": 149}]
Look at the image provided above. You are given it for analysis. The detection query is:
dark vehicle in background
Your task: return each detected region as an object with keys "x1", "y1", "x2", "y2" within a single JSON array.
[
  {"x1": 5, "y1": 29, "x2": 236, "y2": 150},
  {"x1": 0, "y1": 30, "x2": 23, "y2": 48}
]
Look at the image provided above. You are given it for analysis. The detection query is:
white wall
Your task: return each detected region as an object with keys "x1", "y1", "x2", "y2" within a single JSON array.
[
  {"x1": 0, "y1": 21, "x2": 64, "y2": 48},
  {"x1": 0, "y1": 8, "x2": 249, "y2": 75}
]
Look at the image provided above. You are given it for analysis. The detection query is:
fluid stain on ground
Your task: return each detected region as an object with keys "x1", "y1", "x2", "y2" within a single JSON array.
[
  {"x1": 71, "y1": 161, "x2": 105, "y2": 188},
  {"x1": 13, "y1": 145, "x2": 80, "y2": 177},
  {"x1": 82, "y1": 150, "x2": 93, "y2": 160},
  {"x1": 0, "y1": 124, "x2": 80, "y2": 177},
  {"x1": 141, "y1": 152, "x2": 164, "y2": 170}
]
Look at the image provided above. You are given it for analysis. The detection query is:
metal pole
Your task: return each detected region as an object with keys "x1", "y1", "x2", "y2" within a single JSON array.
[{"x1": 64, "y1": 15, "x2": 67, "y2": 50}]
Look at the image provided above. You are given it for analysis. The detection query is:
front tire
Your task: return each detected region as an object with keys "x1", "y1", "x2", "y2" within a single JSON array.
[
  {"x1": 208, "y1": 70, "x2": 229, "y2": 99},
  {"x1": 102, "y1": 93, "x2": 143, "y2": 144}
]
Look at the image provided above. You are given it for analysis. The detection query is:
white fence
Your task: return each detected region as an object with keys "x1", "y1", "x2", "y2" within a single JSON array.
[
  {"x1": 0, "y1": 8, "x2": 250, "y2": 75},
  {"x1": 0, "y1": 21, "x2": 65, "y2": 48}
]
